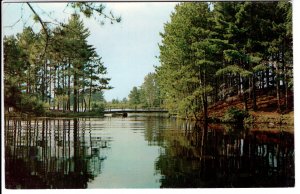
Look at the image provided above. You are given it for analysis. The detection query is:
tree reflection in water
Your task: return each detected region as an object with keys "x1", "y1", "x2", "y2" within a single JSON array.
[
  {"x1": 5, "y1": 118, "x2": 109, "y2": 189},
  {"x1": 154, "y1": 121, "x2": 294, "y2": 188},
  {"x1": 5, "y1": 117, "x2": 294, "y2": 188}
]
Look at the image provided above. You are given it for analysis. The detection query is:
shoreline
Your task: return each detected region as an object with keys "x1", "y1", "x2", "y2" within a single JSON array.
[{"x1": 5, "y1": 109, "x2": 294, "y2": 125}]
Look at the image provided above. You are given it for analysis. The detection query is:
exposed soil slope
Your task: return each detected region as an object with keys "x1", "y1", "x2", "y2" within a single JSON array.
[{"x1": 208, "y1": 91, "x2": 294, "y2": 126}]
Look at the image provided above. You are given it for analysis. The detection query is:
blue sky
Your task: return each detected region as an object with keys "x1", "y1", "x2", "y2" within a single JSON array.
[{"x1": 2, "y1": 2, "x2": 177, "y2": 101}]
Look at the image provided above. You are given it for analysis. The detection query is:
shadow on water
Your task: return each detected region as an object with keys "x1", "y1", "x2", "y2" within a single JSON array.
[
  {"x1": 5, "y1": 118, "x2": 109, "y2": 189},
  {"x1": 154, "y1": 121, "x2": 294, "y2": 188}
]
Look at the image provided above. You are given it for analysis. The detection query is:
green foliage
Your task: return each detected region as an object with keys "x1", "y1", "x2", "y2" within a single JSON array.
[
  {"x1": 216, "y1": 65, "x2": 252, "y2": 77},
  {"x1": 33, "y1": 14, "x2": 39, "y2": 23},
  {"x1": 91, "y1": 91, "x2": 105, "y2": 102},
  {"x1": 157, "y1": 2, "x2": 215, "y2": 117},
  {"x1": 91, "y1": 102, "x2": 105, "y2": 113},
  {"x1": 128, "y1": 86, "x2": 141, "y2": 106},
  {"x1": 140, "y1": 73, "x2": 162, "y2": 107},
  {"x1": 222, "y1": 107, "x2": 249, "y2": 123},
  {"x1": 18, "y1": 95, "x2": 49, "y2": 115},
  {"x1": 223, "y1": 50, "x2": 243, "y2": 62},
  {"x1": 105, "y1": 99, "x2": 131, "y2": 109},
  {"x1": 248, "y1": 55, "x2": 262, "y2": 64},
  {"x1": 69, "y1": 2, "x2": 121, "y2": 24},
  {"x1": 157, "y1": 1, "x2": 292, "y2": 118},
  {"x1": 4, "y1": 13, "x2": 112, "y2": 115},
  {"x1": 243, "y1": 115, "x2": 255, "y2": 124},
  {"x1": 252, "y1": 64, "x2": 268, "y2": 73},
  {"x1": 126, "y1": 72, "x2": 163, "y2": 109}
]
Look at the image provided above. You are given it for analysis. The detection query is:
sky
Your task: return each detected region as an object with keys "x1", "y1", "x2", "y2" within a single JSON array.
[{"x1": 2, "y1": 1, "x2": 177, "y2": 101}]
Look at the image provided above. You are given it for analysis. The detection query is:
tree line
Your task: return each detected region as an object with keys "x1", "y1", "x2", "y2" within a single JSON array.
[
  {"x1": 128, "y1": 72, "x2": 162, "y2": 108},
  {"x1": 111, "y1": 72, "x2": 162, "y2": 109},
  {"x1": 4, "y1": 13, "x2": 112, "y2": 114},
  {"x1": 155, "y1": 1, "x2": 293, "y2": 121}
]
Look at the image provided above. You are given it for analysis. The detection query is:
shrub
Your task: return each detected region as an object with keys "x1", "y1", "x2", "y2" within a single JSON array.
[
  {"x1": 244, "y1": 115, "x2": 255, "y2": 124},
  {"x1": 222, "y1": 107, "x2": 249, "y2": 123},
  {"x1": 91, "y1": 102, "x2": 105, "y2": 113},
  {"x1": 17, "y1": 95, "x2": 48, "y2": 115}
]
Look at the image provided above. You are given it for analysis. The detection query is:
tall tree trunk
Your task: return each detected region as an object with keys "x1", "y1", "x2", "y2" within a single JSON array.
[
  {"x1": 73, "y1": 71, "x2": 78, "y2": 113},
  {"x1": 202, "y1": 70, "x2": 208, "y2": 124},
  {"x1": 274, "y1": 61, "x2": 281, "y2": 113},
  {"x1": 62, "y1": 64, "x2": 66, "y2": 112},
  {"x1": 45, "y1": 62, "x2": 49, "y2": 104},
  {"x1": 261, "y1": 71, "x2": 264, "y2": 90},
  {"x1": 49, "y1": 66, "x2": 52, "y2": 107},
  {"x1": 284, "y1": 66, "x2": 288, "y2": 110},
  {"x1": 83, "y1": 98, "x2": 87, "y2": 112},
  {"x1": 214, "y1": 77, "x2": 218, "y2": 103},
  {"x1": 55, "y1": 66, "x2": 58, "y2": 111},
  {"x1": 282, "y1": 42, "x2": 288, "y2": 110},
  {"x1": 77, "y1": 90, "x2": 80, "y2": 112},
  {"x1": 81, "y1": 95, "x2": 84, "y2": 112},
  {"x1": 26, "y1": 66, "x2": 30, "y2": 94},
  {"x1": 89, "y1": 89, "x2": 92, "y2": 112},
  {"x1": 252, "y1": 74, "x2": 257, "y2": 111},
  {"x1": 42, "y1": 61, "x2": 47, "y2": 102},
  {"x1": 67, "y1": 61, "x2": 71, "y2": 111},
  {"x1": 272, "y1": 65, "x2": 276, "y2": 89},
  {"x1": 242, "y1": 77, "x2": 248, "y2": 111},
  {"x1": 202, "y1": 94, "x2": 208, "y2": 124},
  {"x1": 266, "y1": 68, "x2": 269, "y2": 92},
  {"x1": 81, "y1": 76, "x2": 85, "y2": 112}
]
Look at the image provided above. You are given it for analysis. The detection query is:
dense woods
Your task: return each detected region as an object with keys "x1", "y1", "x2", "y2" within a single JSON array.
[
  {"x1": 4, "y1": 13, "x2": 112, "y2": 114},
  {"x1": 155, "y1": 1, "x2": 293, "y2": 121}
]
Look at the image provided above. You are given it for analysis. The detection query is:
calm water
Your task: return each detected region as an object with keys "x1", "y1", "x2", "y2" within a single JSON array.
[{"x1": 4, "y1": 114, "x2": 294, "y2": 188}]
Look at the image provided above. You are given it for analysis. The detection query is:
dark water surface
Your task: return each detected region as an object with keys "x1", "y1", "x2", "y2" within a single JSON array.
[{"x1": 4, "y1": 114, "x2": 294, "y2": 188}]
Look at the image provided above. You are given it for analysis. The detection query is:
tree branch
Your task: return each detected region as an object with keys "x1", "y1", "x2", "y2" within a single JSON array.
[{"x1": 26, "y1": 2, "x2": 49, "y2": 58}]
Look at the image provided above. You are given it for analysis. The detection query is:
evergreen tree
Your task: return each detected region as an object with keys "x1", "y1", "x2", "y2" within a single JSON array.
[
  {"x1": 128, "y1": 86, "x2": 141, "y2": 107},
  {"x1": 140, "y1": 73, "x2": 160, "y2": 108},
  {"x1": 156, "y1": 1, "x2": 293, "y2": 119},
  {"x1": 4, "y1": 13, "x2": 113, "y2": 114}
]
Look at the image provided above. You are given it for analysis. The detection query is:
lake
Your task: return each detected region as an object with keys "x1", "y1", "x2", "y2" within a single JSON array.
[{"x1": 4, "y1": 114, "x2": 294, "y2": 188}]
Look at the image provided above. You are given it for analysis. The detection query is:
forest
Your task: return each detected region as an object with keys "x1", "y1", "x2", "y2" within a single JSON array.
[
  {"x1": 4, "y1": 2, "x2": 119, "y2": 115},
  {"x1": 4, "y1": 1, "x2": 293, "y2": 121},
  {"x1": 155, "y1": 1, "x2": 293, "y2": 121}
]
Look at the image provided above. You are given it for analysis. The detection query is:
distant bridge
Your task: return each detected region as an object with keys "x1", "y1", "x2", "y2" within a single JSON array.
[{"x1": 103, "y1": 108, "x2": 168, "y2": 114}]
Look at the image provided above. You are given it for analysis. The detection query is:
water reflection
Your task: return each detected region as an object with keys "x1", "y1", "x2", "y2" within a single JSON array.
[
  {"x1": 5, "y1": 118, "x2": 109, "y2": 189},
  {"x1": 5, "y1": 116, "x2": 294, "y2": 188},
  {"x1": 154, "y1": 121, "x2": 294, "y2": 188},
  {"x1": 143, "y1": 116, "x2": 167, "y2": 146}
]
